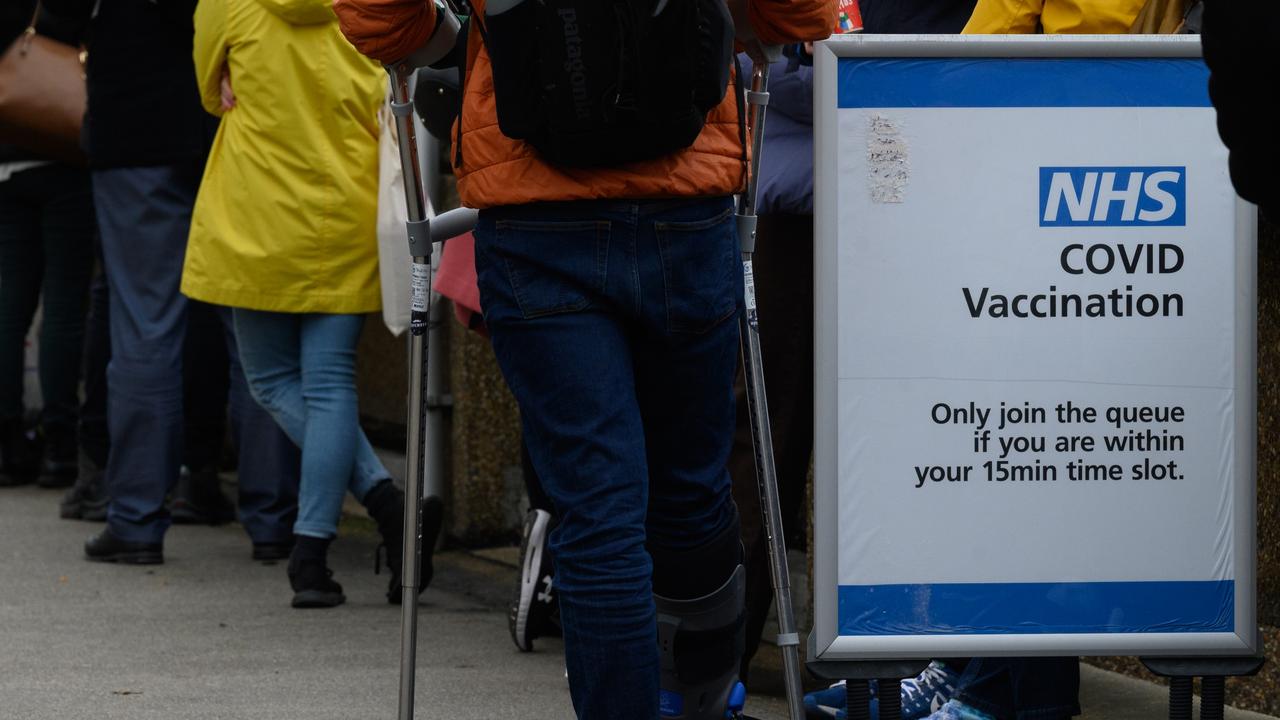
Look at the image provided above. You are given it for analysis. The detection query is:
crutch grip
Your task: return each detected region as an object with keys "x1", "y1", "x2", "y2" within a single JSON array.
[
  {"x1": 397, "y1": 0, "x2": 463, "y2": 71},
  {"x1": 430, "y1": 207, "x2": 479, "y2": 243}
]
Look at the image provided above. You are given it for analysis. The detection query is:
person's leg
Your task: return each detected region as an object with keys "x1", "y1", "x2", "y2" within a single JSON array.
[
  {"x1": 233, "y1": 310, "x2": 345, "y2": 606},
  {"x1": 1007, "y1": 658, "x2": 1079, "y2": 720},
  {"x1": 475, "y1": 203, "x2": 655, "y2": 720},
  {"x1": 521, "y1": 440, "x2": 554, "y2": 513},
  {"x1": 234, "y1": 310, "x2": 388, "y2": 538},
  {"x1": 0, "y1": 170, "x2": 44, "y2": 483},
  {"x1": 182, "y1": 300, "x2": 231, "y2": 473},
  {"x1": 295, "y1": 313, "x2": 374, "y2": 536},
  {"x1": 169, "y1": 300, "x2": 235, "y2": 525},
  {"x1": 94, "y1": 164, "x2": 196, "y2": 547},
  {"x1": 632, "y1": 197, "x2": 746, "y2": 718},
  {"x1": 953, "y1": 657, "x2": 1079, "y2": 720},
  {"x1": 726, "y1": 213, "x2": 816, "y2": 679},
  {"x1": 79, "y1": 248, "x2": 110, "y2": 471},
  {"x1": 233, "y1": 310, "x2": 388, "y2": 500},
  {"x1": 219, "y1": 307, "x2": 299, "y2": 549},
  {"x1": 509, "y1": 437, "x2": 561, "y2": 651},
  {"x1": 34, "y1": 165, "x2": 95, "y2": 487},
  {"x1": 60, "y1": 242, "x2": 111, "y2": 520}
]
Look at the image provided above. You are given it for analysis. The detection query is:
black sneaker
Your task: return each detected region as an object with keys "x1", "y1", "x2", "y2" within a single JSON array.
[
  {"x1": 84, "y1": 529, "x2": 163, "y2": 564},
  {"x1": 0, "y1": 419, "x2": 39, "y2": 487},
  {"x1": 170, "y1": 466, "x2": 236, "y2": 525},
  {"x1": 288, "y1": 537, "x2": 345, "y2": 608},
  {"x1": 36, "y1": 428, "x2": 78, "y2": 489},
  {"x1": 509, "y1": 508, "x2": 559, "y2": 652},
  {"x1": 366, "y1": 481, "x2": 444, "y2": 605},
  {"x1": 60, "y1": 458, "x2": 108, "y2": 521}
]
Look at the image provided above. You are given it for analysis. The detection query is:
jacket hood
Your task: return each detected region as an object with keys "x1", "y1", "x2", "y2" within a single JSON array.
[{"x1": 254, "y1": 0, "x2": 335, "y2": 25}]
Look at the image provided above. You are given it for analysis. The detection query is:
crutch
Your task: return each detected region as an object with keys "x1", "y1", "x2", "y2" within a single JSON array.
[
  {"x1": 386, "y1": 58, "x2": 478, "y2": 720},
  {"x1": 736, "y1": 56, "x2": 807, "y2": 720}
]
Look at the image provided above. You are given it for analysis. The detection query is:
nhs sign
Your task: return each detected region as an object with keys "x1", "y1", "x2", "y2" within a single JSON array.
[{"x1": 1039, "y1": 166, "x2": 1186, "y2": 227}]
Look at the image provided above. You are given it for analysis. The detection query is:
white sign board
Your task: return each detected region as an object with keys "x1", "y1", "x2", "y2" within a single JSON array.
[{"x1": 811, "y1": 35, "x2": 1257, "y2": 660}]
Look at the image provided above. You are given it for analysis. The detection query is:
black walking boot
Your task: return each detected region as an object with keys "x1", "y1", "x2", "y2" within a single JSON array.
[
  {"x1": 0, "y1": 419, "x2": 39, "y2": 487},
  {"x1": 37, "y1": 426, "x2": 78, "y2": 489},
  {"x1": 287, "y1": 535, "x2": 345, "y2": 608},
  {"x1": 364, "y1": 480, "x2": 443, "y2": 604}
]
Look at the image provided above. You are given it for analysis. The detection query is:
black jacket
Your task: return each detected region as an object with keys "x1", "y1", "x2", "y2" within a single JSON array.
[
  {"x1": 860, "y1": 0, "x2": 977, "y2": 34},
  {"x1": 0, "y1": 0, "x2": 89, "y2": 165},
  {"x1": 39, "y1": 0, "x2": 216, "y2": 170},
  {"x1": 1202, "y1": 0, "x2": 1278, "y2": 221}
]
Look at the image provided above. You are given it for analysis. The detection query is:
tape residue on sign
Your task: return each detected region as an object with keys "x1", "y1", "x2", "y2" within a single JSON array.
[{"x1": 868, "y1": 114, "x2": 909, "y2": 203}]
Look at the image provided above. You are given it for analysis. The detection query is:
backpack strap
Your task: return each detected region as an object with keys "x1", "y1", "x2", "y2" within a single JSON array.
[{"x1": 732, "y1": 53, "x2": 749, "y2": 193}]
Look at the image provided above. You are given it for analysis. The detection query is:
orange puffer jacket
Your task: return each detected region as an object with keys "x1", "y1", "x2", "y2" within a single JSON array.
[{"x1": 335, "y1": 0, "x2": 835, "y2": 209}]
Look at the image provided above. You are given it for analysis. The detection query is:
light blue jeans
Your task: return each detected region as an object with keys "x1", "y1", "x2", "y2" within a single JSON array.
[{"x1": 232, "y1": 310, "x2": 389, "y2": 539}]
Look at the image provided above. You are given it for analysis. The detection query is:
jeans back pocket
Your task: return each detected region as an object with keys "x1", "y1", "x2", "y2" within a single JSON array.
[
  {"x1": 655, "y1": 207, "x2": 739, "y2": 334},
  {"x1": 492, "y1": 219, "x2": 610, "y2": 320}
]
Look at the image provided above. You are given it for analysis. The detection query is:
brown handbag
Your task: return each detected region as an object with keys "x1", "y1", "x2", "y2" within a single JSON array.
[{"x1": 0, "y1": 8, "x2": 87, "y2": 165}]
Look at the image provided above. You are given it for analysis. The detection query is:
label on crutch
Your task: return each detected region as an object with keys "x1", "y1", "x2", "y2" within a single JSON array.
[
  {"x1": 410, "y1": 263, "x2": 430, "y2": 336},
  {"x1": 743, "y1": 260, "x2": 758, "y2": 328},
  {"x1": 410, "y1": 263, "x2": 430, "y2": 312}
]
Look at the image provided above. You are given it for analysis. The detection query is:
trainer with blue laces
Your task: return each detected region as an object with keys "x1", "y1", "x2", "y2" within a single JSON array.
[{"x1": 804, "y1": 661, "x2": 964, "y2": 720}]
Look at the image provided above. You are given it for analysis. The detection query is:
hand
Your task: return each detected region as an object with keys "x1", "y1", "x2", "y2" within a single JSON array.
[{"x1": 220, "y1": 64, "x2": 237, "y2": 111}]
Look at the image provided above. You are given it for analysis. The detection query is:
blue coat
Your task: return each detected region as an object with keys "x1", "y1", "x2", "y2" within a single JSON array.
[{"x1": 755, "y1": 56, "x2": 816, "y2": 216}]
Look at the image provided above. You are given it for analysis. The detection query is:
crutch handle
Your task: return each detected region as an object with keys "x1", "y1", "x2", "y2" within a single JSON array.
[
  {"x1": 430, "y1": 207, "x2": 479, "y2": 243},
  {"x1": 399, "y1": 0, "x2": 463, "y2": 71}
]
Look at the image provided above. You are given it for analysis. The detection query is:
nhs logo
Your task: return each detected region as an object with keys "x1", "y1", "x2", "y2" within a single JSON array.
[{"x1": 1039, "y1": 166, "x2": 1186, "y2": 227}]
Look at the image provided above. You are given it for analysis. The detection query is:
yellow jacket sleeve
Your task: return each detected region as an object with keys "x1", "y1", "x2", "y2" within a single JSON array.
[{"x1": 193, "y1": 0, "x2": 230, "y2": 117}]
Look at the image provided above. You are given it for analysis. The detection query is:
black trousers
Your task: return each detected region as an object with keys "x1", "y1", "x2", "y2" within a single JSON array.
[{"x1": 0, "y1": 164, "x2": 95, "y2": 437}]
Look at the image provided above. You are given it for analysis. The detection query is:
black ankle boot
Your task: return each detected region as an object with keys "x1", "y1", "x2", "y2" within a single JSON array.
[
  {"x1": 37, "y1": 426, "x2": 78, "y2": 489},
  {"x1": 365, "y1": 480, "x2": 443, "y2": 605},
  {"x1": 60, "y1": 454, "x2": 107, "y2": 521},
  {"x1": 287, "y1": 535, "x2": 345, "y2": 608}
]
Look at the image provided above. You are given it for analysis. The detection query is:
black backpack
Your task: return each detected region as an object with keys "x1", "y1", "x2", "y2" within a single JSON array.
[{"x1": 479, "y1": 0, "x2": 737, "y2": 167}]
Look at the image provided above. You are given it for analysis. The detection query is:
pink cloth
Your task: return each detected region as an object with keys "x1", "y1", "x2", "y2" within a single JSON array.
[{"x1": 434, "y1": 231, "x2": 486, "y2": 334}]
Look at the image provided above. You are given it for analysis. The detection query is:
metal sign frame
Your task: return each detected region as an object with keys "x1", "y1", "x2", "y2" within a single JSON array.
[{"x1": 811, "y1": 34, "x2": 1258, "y2": 661}]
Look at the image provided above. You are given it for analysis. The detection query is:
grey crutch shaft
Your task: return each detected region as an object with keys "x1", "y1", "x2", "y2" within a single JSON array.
[
  {"x1": 387, "y1": 60, "x2": 431, "y2": 720},
  {"x1": 737, "y1": 59, "x2": 807, "y2": 720}
]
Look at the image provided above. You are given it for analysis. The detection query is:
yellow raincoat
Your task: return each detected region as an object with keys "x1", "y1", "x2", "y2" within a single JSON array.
[
  {"x1": 182, "y1": 0, "x2": 385, "y2": 313},
  {"x1": 963, "y1": 0, "x2": 1146, "y2": 33}
]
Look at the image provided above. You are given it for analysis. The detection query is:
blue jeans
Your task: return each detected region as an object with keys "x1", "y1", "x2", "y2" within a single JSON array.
[
  {"x1": 232, "y1": 310, "x2": 389, "y2": 539},
  {"x1": 957, "y1": 658, "x2": 1081, "y2": 720},
  {"x1": 475, "y1": 197, "x2": 742, "y2": 720},
  {"x1": 216, "y1": 308, "x2": 301, "y2": 545},
  {"x1": 94, "y1": 164, "x2": 300, "y2": 544}
]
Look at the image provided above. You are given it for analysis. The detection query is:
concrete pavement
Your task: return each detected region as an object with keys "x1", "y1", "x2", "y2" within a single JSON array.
[
  {"x1": 2, "y1": 483, "x2": 1274, "y2": 720},
  {"x1": 0, "y1": 484, "x2": 575, "y2": 720}
]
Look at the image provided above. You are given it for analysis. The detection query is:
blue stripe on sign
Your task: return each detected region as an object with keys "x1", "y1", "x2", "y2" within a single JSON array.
[
  {"x1": 838, "y1": 581, "x2": 1233, "y2": 636},
  {"x1": 837, "y1": 58, "x2": 1211, "y2": 108}
]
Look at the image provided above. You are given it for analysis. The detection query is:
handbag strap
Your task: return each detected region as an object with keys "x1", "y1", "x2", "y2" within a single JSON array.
[{"x1": 16, "y1": 1, "x2": 40, "y2": 53}]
